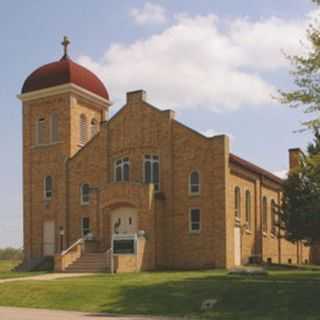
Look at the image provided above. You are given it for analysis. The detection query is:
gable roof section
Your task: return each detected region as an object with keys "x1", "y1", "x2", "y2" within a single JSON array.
[
  {"x1": 70, "y1": 94, "x2": 283, "y2": 186},
  {"x1": 230, "y1": 153, "x2": 282, "y2": 184}
]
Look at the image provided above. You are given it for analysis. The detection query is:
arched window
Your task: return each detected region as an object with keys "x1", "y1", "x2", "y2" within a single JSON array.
[
  {"x1": 245, "y1": 190, "x2": 251, "y2": 229},
  {"x1": 36, "y1": 118, "x2": 46, "y2": 145},
  {"x1": 262, "y1": 197, "x2": 268, "y2": 233},
  {"x1": 235, "y1": 187, "x2": 241, "y2": 220},
  {"x1": 271, "y1": 200, "x2": 277, "y2": 235},
  {"x1": 80, "y1": 114, "x2": 88, "y2": 146},
  {"x1": 90, "y1": 118, "x2": 98, "y2": 138},
  {"x1": 114, "y1": 158, "x2": 130, "y2": 182},
  {"x1": 189, "y1": 171, "x2": 200, "y2": 195},
  {"x1": 144, "y1": 155, "x2": 160, "y2": 192},
  {"x1": 44, "y1": 176, "x2": 53, "y2": 200},
  {"x1": 80, "y1": 183, "x2": 90, "y2": 205},
  {"x1": 50, "y1": 113, "x2": 59, "y2": 143}
]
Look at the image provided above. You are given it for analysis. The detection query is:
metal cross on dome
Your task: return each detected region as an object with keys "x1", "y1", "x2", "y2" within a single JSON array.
[{"x1": 61, "y1": 36, "x2": 70, "y2": 59}]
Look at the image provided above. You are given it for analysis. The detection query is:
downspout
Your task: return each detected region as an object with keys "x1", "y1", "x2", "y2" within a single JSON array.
[
  {"x1": 260, "y1": 175, "x2": 263, "y2": 262},
  {"x1": 64, "y1": 156, "x2": 70, "y2": 247},
  {"x1": 277, "y1": 190, "x2": 282, "y2": 264},
  {"x1": 96, "y1": 188, "x2": 101, "y2": 242}
]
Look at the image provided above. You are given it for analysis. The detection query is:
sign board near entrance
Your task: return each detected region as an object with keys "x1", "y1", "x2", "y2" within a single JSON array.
[{"x1": 112, "y1": 234, "x2": 137, "y2": 255}]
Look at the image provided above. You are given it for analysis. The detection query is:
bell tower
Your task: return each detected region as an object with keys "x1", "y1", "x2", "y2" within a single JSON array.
[{"x1": 18, "y1": 37, "x2": 111, "y2": 264}]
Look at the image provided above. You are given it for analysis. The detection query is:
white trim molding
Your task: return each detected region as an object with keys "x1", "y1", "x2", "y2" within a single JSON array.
[{"x1": 17, "y1": 83, "x2": 112, "y2": 109}]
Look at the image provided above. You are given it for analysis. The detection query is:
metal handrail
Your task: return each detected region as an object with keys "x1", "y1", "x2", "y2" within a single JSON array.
[
  {"x1": 106, "y1": 248, "x2": 114, "y2": 274},
  {"x1": 61, "y1": 238, "x2": 84, "y2": 256}
]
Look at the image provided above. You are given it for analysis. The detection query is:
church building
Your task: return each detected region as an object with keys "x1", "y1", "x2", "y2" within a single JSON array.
[{"x1": 18, "y1": 38, "x2": 311, "y2": 272}]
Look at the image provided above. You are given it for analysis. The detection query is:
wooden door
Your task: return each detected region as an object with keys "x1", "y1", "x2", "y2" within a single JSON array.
[
  {"x1": 234, "y1": 227, "x2": 241, "y2": 266},
  {"x1": 43, "y1": 221, "x2": 55, "y2": 256}
]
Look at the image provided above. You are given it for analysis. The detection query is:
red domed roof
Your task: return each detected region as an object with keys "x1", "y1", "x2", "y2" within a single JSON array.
[{"x1": 22, "y1": 57, "x2": 109, "y2": 100}]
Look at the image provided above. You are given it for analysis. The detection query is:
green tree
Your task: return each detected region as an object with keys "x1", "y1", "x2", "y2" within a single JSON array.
[
  {"x1": 281, "y1": 130, "x2": 320, "y2": 243},
  {"x1": 279, "y1": 1, "x2": 320, "y2": 128},
  {"x1": 0, "y1": 247, "x2": 23, "y2": 260}
]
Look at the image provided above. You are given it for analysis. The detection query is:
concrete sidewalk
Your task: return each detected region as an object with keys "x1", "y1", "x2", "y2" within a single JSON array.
[
  {"x1": 0, "y1": 273, "x2": 95, "y2": 283},
  {"x1": 0, "y1": 307, "x2": 180, "y2": 320}
]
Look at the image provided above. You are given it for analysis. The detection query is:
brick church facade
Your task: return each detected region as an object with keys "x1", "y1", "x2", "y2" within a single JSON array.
[{"x1": 18, "y1": 39, "x2": 312, "y2": 272}]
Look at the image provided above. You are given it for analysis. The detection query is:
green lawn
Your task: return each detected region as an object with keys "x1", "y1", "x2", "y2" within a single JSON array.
[
  {"x1": 0, "y1": 260, "x2": 46, "y2": 279},
  {"x1": 0, "y1": 269, "x2": 320, "y2": 319}
]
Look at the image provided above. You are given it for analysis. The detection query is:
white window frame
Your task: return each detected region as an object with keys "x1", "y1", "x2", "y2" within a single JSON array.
[
  {"x1": 43, "y1": 176, "x2": 53, "y2": 200},
  {"x1": 143, "y1": 155, "x2": 160, "y2": 192},
  {"x1": 80, "y1": 217, "x2": 90, "y2": 237},
  {"x1": 189, "y1": 208, "x2": 201, "y2": 233},
  {"x1": 50, "y1": 113, "x2": 59, "y2": 143},
  {"x1": 189, "y1": 170, "x2": 201, "y2": 195},
  {"x1": 80, "y1": 184, "x2": 90, "y2": 206}
]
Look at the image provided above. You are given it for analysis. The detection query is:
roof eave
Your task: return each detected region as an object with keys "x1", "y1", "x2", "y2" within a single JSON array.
[{"x1": 17, "y1": 83, "x2": 112, "y2": 109}]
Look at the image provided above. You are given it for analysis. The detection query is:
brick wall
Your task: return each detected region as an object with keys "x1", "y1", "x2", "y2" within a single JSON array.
[{"x1": 22, "y1": 87, "x2": 312, "y2": 270}]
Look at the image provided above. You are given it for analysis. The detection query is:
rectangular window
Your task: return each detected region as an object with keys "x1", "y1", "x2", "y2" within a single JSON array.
[
  {"x1": 81, "y1": 217, "x2": 90, "y2": 236},
  {"x1": 189, "y1": 208, "x2": 201, "y2": 233},
  {"x1": 144, "y1": 155, "x2": 160, "y2": 192},
  {"x1": 114, "y1": 158, "x2": 130, "y2": 182},
  {"x1": 189, "y1": 171, "x2": 200, "y2": 195},
  {"x1": 80, "y1": 184, "x2": 90, "y2": 205}
]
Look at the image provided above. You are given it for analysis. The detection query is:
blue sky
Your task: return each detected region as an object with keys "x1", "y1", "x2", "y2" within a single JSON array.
[{"x1": 0, "y1": 0, "x2": 316, "y2": 248}]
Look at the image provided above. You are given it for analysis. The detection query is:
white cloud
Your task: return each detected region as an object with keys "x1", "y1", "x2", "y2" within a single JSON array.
[
  {"x1": 273, "y1": 169, "x2": 288, "y2": 179},
  {"x1": 129, "y1": 2, "x2": 167, "y2": 26},
  {"x1": 228, "y1": 16, "x2": 305, "y2": 70},
  {"x1": 79, "y1": 11, "x2": 312, "y2": 112}
]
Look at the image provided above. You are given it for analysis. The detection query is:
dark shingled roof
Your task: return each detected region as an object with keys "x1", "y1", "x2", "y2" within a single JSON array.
[{"x1": 22, "y1": 57, "x2": 109, "y2": 100}]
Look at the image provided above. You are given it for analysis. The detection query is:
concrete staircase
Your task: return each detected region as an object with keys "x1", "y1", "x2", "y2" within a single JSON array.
[{"x1": 65, "y1": 253, "x2": 109, "y2": 273}]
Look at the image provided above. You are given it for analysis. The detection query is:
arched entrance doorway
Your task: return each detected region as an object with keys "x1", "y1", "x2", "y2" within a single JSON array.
[
  {"x1": 110, "y1": 207, "x2": 138, "y2": 235},
  {"x1": 110, "y1": 207, "x2": 139, "y2": 257}
]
